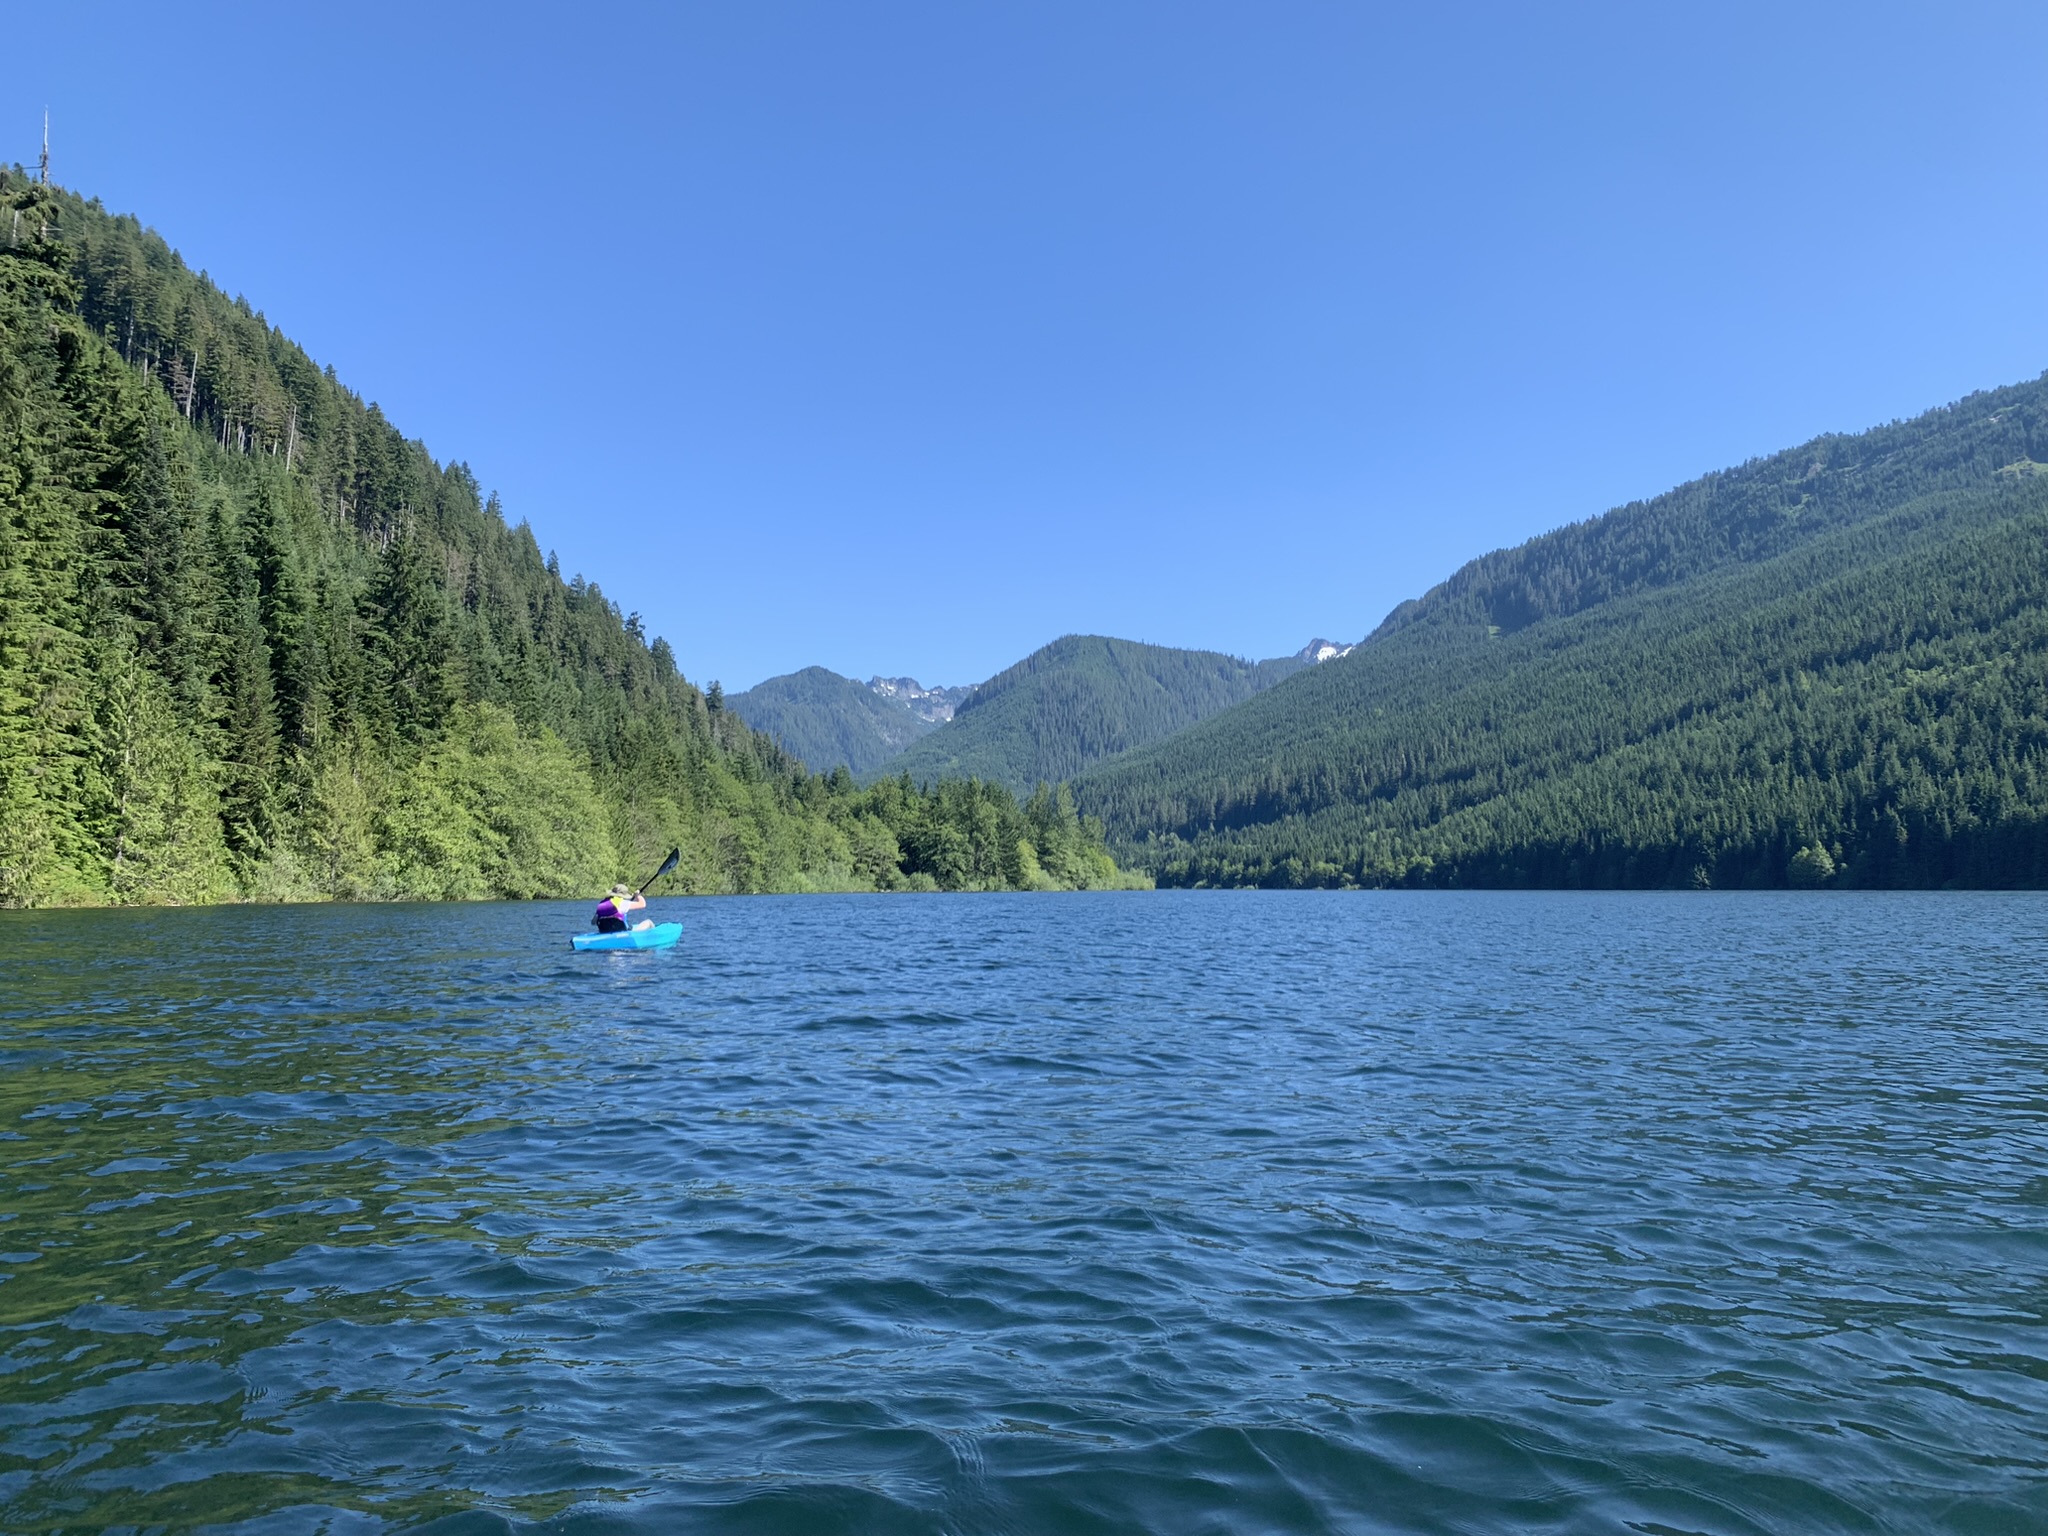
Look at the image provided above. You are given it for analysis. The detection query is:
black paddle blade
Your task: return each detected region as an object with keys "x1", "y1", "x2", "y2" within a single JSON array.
[{"x1": 639, "y1": 847, "x2": 681, "y2": 895}]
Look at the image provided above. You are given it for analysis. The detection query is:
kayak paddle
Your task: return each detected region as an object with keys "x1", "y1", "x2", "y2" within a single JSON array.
[{"x1": 637, "y1": 847, "x2": 681, "y2": 898}]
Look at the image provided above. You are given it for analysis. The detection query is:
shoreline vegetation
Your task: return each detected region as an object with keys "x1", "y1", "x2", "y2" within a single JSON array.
[{"x1": 0, "y1": 172, "x2": 1142, "y2": 908}]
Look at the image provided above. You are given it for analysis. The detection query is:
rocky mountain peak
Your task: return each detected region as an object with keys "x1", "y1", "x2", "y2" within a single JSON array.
[
  {"x1": 1296, "y1": 638, "x2": 1357, "y2": 664},
  {"x1": 867, "y1": 676, "x2": 975, "y2": 725}
]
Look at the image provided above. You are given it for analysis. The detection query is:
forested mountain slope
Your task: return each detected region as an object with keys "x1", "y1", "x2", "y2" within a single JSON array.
[
  {"x1": 729, "y1": 666, "x2": 937, "y2": 775},
  {"x1": 1075, "y1": 376, "x2": 2048, "y2": 888},
  {"x1": 0, "y1": 173, "x2": 1133, "y2": 903},
  {"x1": 880, "y1": 635, "x2": 1305, "y2": 793}
]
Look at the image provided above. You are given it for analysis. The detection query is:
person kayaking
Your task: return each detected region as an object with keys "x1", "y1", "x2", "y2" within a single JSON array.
[{"x1": 593, "y1": 883, "x2": 653, "y2": 935}]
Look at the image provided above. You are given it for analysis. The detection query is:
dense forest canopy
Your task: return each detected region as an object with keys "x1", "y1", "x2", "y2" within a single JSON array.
[
  {"x1": 1075, "y1": 376, "x2": 2048, "y2": 889},
  {"x1": 879, "y1": 635, "x2": 1305, "y2": 793},
  {"x1": 0, "y1": 172, "x2": 1138, "y2": 904}
]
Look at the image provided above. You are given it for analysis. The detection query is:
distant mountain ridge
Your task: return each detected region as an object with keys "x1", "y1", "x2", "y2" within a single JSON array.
[
  {"x1": 728, "y1": 668, "x2": 954, "y2": 775},
  {"x1": 735, "y1": 637, "x2": 1330, "y2": 783},
  {"x1": 877, "y1": 635, "x2": 1309, "y2": 793}
]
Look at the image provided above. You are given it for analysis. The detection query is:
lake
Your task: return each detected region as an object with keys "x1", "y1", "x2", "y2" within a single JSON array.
[{"x1": 2, "y1": 892, "x2": 2044, "y2": 1533}]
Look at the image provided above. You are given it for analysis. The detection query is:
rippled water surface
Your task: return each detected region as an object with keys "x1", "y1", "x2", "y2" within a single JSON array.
[{"x1": 2, "y1": 892, "x2": 2046, "y2": 1533}]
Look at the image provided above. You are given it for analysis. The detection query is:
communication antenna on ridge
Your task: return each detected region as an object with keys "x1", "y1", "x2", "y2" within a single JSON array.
[{"x1": 39, "y1": 110, "x2": 49, "y2": 184}]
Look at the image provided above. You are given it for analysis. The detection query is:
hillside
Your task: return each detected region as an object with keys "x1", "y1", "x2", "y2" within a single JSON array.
[
  {"x1": 882, "y1": 635, "x2": 1306, "y2": 793},
  {"x1": 1074, "y1": 375, "x2": 2048, "y2": 888},
  {"x1": 0, "y1": 172, "x2": 1133, "y2": 902},
  {"x1": 729, "y1": 666, "x2": 942, "y2": 775}
]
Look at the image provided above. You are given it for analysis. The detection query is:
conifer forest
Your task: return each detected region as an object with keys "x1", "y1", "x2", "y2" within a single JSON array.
[
  {"x1": 1076, "y1": 375, "x2": 2048, "y2": 889},
  {"x1": 0, "y1": 173, "x2": 1134, "y2": 905}
]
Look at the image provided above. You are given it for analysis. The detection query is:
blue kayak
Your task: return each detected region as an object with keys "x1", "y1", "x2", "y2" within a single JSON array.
[{"x1": 570, "y1": 921, "x2": 683, "y2": 953}]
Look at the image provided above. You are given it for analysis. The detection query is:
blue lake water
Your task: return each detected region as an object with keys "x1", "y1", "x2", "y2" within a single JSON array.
[{"x1": 1, "y1": 891, "x2": 2045, "y2": 1533}]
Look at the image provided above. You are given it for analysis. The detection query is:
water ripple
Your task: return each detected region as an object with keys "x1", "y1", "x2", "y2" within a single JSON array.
[{"x1": 1, "y1": 893, "x2": 2045, "y2": 1532}]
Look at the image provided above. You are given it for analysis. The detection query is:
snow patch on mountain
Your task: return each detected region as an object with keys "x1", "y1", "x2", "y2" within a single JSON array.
[
  {"x1": 1296, "y1": 638, "x2": 1358, "y2": 664},
  {"x1": 867, "y1": 676, "x2": 974, "y2": 724}
]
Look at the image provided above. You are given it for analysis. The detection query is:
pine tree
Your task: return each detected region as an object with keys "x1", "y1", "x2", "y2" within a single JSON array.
[
  {"x1": 210, "y1": 506, "x2": 281, "y2": 865},
  {"x1": 81, "y1": 637, "x2": 229, "y2": 902},
  {"x1": 248, "y1": 474, "x2": 321, "y2": 750},
  {"x1": 369, "y1": 527, "x2": 454, "y2": 749}
]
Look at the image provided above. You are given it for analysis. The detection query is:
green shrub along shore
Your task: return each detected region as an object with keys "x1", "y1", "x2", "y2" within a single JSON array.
[{"x1": 0, "y1": 173, "x2": 1142, "y2": 906}]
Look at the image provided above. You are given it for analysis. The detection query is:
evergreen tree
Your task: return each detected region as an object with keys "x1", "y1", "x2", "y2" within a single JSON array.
[
  {"x1": 369, "y1": 527, "x2": 454, "y2": 749},
  {"x1": 113, "y1": 403, "x2": 208, "y2": 718},
  {"x1": 80, "y1": 638, "x2": 230, "y2": 903}
]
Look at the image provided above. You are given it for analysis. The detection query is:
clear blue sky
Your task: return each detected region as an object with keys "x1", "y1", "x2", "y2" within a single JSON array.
[{"x1": 15, "y1": 2, "x2": 2048, "y2": 690}]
